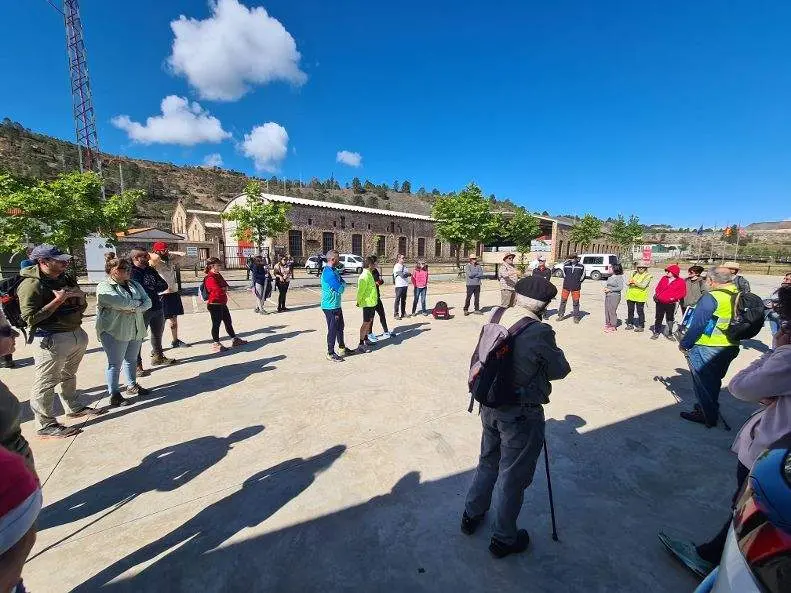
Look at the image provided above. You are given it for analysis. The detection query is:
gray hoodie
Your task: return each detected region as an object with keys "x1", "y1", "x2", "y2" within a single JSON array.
[
  {"x1": 729, "y1": 344, "x2": 791, "y2": 468},
  {"x1": 465, "y1": 263, "x2": 485, "y2": 287}
]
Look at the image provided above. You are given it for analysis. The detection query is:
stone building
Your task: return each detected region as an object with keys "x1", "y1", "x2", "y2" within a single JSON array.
[
  {"x1": 171, "y1": 201, "x2": 224, "y2": 266},
  {"x1": 221, "y1": 193, "x2": 459, "y2": 266}
]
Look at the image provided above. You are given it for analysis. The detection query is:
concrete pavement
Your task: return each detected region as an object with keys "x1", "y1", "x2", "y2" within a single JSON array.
[{"x1": 2, "y1": 272, "x2": 784, "y2": 592}]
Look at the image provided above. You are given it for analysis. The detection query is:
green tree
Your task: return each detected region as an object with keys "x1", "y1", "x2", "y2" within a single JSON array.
[
  {"x1": 609, "y1": 214, "x2": 644, "y2": 265},
  {"x1": 416, "y1": 186, "x2": 427, "y2": 197},
  {"x1": 400, "y1": 180, "x2": 411, "y2": 194},
  {"x1": 351, "y1": 177, "x2": 363, "y2": 194},
  {"x1": 376, "y1": 185, "x2": 389, "y2": 199},
  {"x1": 568, "y1": 214, "x2": 603, "y2": 252},
  {"x1": 507, "y1": 208, "x2": 541, "y2": 272},
  {"x1": 0, "y1": 170, "x2": 139, "y2": 254},
  {"x1": 366, "y1": 195, "x2": 379, "y2": 208},
  {"x1": 363, "y1": 179, "x2": 376, "y2": 191},
  {"x1": 432, "y1": 182, "x2": 499, "y2": 269},
  {"x1": 540, "y1": 210, "x2": 550, "y2": 216},
  {"x1": 221, "y1": 180, "x2": 291, "y2": 253},
  {"x1": 392, "y1": 180, "x2": 400, "y2": 192},
  {"x1": 351, "y1": 193, "x2": 365, "y2": 206},
  {"x1": 431, "y1": 188, "x2": 441, "y2": 196}
]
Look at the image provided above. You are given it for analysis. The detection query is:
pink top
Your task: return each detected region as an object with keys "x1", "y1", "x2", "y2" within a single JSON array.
[{"x1": 412, "y1": 268, "x2": 429, "y2": 288}]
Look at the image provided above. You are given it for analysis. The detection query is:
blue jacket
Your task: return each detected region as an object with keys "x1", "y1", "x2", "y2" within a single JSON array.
[
  {"x1": 680, "y1": 293, "x2": 717, "y2": 350},
  {"x1": 321, "y1": 265, "x2": 345, "y2": 310}
]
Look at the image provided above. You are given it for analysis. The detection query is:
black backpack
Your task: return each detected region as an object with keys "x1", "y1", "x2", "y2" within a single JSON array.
[
  {"x1": 712, "y1": 289, "x2": 765, "y2": 341},
  {"x1": 467, "y1": 307, "x2": 536, "y2": 412},
  {"x1": 0, "y1": 275, "x2": 27, "y2": 331}
]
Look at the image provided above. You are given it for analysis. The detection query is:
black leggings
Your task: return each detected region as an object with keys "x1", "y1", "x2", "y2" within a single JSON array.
[
  {"x1": 277, "y1": 281, "x2": 289, "y2": 310},
  {"x1": 375, "y1": 299, "x2": 389, "y2": 333},
  {"x1": 653, "y1": 301, "x2": 676, "y2": 331},
  {"x1": 626, "y1": 300, "x2": 645, "y2": 327},
  {"x1": 209, "y1": 304, "x2": 236, "y2": 342}
]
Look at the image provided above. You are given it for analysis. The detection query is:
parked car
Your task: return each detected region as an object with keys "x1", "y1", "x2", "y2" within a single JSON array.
[
  {"x1": 695, "y1": 433, "x2": 791, "y2": 593},
  {"x1": 304, "y1": 255, "x2": 345, "y2": 276},
  {"x1": 338, "y1": 254, "x2": 365, "y2": 274},
  {"x1": 552, "y1": 253, "x2": 619, "y2": 280}
]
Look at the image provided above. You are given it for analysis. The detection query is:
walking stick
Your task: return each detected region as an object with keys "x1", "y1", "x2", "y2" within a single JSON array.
[
  {"x1": 682, "y1": 353, "x2": 731, "y2": 431},
  {"x1": 543, "y1": 438, "x2": 559, "y2": 541}
]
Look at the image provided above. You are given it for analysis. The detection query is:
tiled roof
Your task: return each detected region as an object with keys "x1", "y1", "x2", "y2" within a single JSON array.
[{"x1": 254, "y1": 192, "x2": 434, "y2": 221}]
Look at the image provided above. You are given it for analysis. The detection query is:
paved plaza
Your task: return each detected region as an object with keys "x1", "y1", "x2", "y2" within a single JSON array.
[{"x1": 3, "y1": 272, "x2": 784, "y2": 592}]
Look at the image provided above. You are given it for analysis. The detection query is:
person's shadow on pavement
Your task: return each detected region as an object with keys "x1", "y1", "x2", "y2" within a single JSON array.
[
  {"x1": 70, "y1": 444, "x2": 347, "y2": 593},
  {"x1": 38, "y1": 425, "x2": 265, "y2": 531}
]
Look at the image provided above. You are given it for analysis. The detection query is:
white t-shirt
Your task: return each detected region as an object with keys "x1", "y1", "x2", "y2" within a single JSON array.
[{"x1": 393, "y1": 263, "x2": 410, "y2": 288}]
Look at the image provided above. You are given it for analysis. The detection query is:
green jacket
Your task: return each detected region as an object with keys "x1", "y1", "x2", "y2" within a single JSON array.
[
  {"x1": 356, "y1": 269, "x2": 379, "y2": 308},
  {"x1": 18, "y1": 264, "x2": 87, "y2": 334},
  {"x1": 625, "y1": 271, "x2": 652, "y2": 303},
  {"x1": 95, "y1": 277, "x2": 152, "y2": 342}
]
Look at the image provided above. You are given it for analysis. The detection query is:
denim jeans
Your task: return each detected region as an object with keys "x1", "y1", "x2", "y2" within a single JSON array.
[
  {"x1": 100, "y1": 332, "x2": 141, "y2": 394},
  {"x1": 465, "y1": 404, "x2": 545, "y2": 544},
  {"x1": 412, "y1": 286, "x2": 427, "y2": 314},
  {"x1": 686, "y1": 345, "x2": 740, "y2": 424}
]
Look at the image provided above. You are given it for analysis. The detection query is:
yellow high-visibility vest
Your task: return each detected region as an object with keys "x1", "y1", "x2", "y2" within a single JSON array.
[{"x1": 696, "y1": 286, "x2": 738, "y2": 347}]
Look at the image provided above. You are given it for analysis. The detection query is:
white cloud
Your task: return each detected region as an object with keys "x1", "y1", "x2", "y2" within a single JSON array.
[
  {"x1": 201, "y1": 153, "x2": 224, "y2": 168},
  {"x1": 112, "y1": 95, "x2": 231, "y2": 146},
  {"x1": 241, "y1": 123, "x2": 288, "y2": 172},
  {"x1": 168, "y1": 0, "x2": 307, "y2": 101},
  {"x1": 336, "y1": 150, "x2": 362, "y2": 168}
]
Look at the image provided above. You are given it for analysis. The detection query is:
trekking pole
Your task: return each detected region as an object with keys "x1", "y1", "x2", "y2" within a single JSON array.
[
  {"x1": 683, "y1": 353, "x2": 731, "y2": 431},
  {"x1": 543, "y1": 438, "x2": 559, "y2": 541}
]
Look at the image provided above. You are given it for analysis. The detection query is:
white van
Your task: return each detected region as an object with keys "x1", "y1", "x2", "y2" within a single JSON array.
[
  {"x1": 552, "y1": 253, "x2": 619, "y2": 280},
  {"x1": 338, "y1": 253, "x2": 365, "y2": 274}
]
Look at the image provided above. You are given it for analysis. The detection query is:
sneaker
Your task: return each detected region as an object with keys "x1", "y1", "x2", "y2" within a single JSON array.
[
  {"x1": 254, "y1": 307, "x2": 260, "y2": 313},
  {"x1": 212, "y1": 342, "x2": 229, "y2": 352},
  {"x1": 136, "y1": 364, "x2": 151, "y2": 377},
  {"x1": 625, "y1": 324, "x2": 634, "y2": 330},
  {"x1": 151, "y1": 354, "x2": 178, "y2": 366},
  {"x1": 557, "y1": 314, "x2": 567, "y2": 321},
  {"x1": 489, "y1": 529, "x2": 530, "y2": 559},
  {"x1": 634, "y1": 326, "x2": 645, "y2": 333},
  {"x1": 109, "y1": 392, "x2": 132, "y2": 407},
  {"x1": 460, "y1": 511, "x2": 484, "y2": 536},
  {"x1": 658, "y1": 532, "x2": 715, "y2": 578},
  {"x1": 326, "y1": 352, "x2": 344, "y2": 362},
  {"x1": 37, "y1": 423, "x2": 82, "y2": 439},
  {"x1": 125, "y1": 383, "x2": 150, "y2": 396},
  {"x1": 366, "y1": 333, "x2": 379, "y2": 343},
  {"x1": 680, "y1": 408, "x2": 716, "y2": 428},
  {"x1": 382, "y1": 332, "x2": 392, "y2": 339},
  {"x1": 463, "y1": 311, "x2": 469, "y2": 317},
  {"x1": 171, "y1": 339, "x2": 191, "y2": 348},
  {"x1": 231, "y1": 337, "x2": 248, "y2": 347},
  {"x1": 650, "y1": 332, "x2": 660, "y2": 340},
  {"x1": 66, "y1": 406, "x2": 107, "y2": 419},
  {"x1": 339, "y1": 347, "x2": 358, "y2": 356},
  {"x1": 358, "y1": 343, "x2": 373, "y2": 353}
]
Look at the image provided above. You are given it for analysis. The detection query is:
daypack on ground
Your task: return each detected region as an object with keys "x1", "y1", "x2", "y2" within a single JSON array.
[
  {"x1": 467, "y1": 307, "x2": 535, "y2": 412},
  {"x1": 713, "y1": 289, "x2": 765, "y2": 341},
  {"x1": 432, "y1": 301, "x2": 450, "y2": 319},
  {"x1": 0, "y1": 275, "x2": 28, "y2": 332}
]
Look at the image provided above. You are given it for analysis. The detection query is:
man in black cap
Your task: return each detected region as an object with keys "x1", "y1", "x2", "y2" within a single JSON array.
[
  {"x1": 18, "y1": 245, "x2": 105, "y2": 439},
  {"x1": 461, "y1": 276, "x2": 571, "y2": 558},
  {"x1": 557, "y1": 253, "x2": 585, "y2": 323}
]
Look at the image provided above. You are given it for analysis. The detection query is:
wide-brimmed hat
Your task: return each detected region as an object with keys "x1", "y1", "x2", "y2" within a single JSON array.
[
  {"x1": 722, "y1": 261, "x2": 740, "y2": 270},
  {"x1": 635, "y1": 260, "x2": 650, "y2": 268},
  {"x1": 502, "y1": 252, "x2": 516, "y2": 261},
  {"x1": 469, "y1": 254, "x2": 478, "y2": 260}
]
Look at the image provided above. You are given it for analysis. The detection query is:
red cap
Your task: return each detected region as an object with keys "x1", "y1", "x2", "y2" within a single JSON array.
[
  {"x1": 665, "y1": 264, "x2": 681, "y2": 277},
  {"x1": 152, "y1": 242, "x2": 168, "y2": 252}
]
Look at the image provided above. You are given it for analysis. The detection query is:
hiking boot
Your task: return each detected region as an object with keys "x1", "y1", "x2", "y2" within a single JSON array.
[
  {"x1": 125, "y1": 383, "x2": 150, "y2": 396},
  {"x1": 109, "y1": 392, "x2": 133, "y2": 407},
  {"x1": 326, "y1": 352, "x2": 344, "y2": 362},
  {"x1": 460, "y1": 511, "x2": 484, "y2": 536},
  {"x1": 680, "y1": 408, "x2": 716, "y2": 428},
  {"x1": 358, "y1": 342, "x2": 373, "y2": 353},
  {"x1": 151, "y1": 353, "x2": 178, "y2": 366},
  {"x1": 625, "y1": 324, "x2": 634, "y2": 330},
  {"x1": 171, "y1": 339, "x2": 191, "y2": 348},
  {"x1": 463, "y1": 311, "x2": 469, "y2": 317},
  {"x1": 37, "y1": 423, "x2": 82, "y2": 439},
  {"x1": 650, "y1": 332, "x2": 660, "y2": 340},
  {"x1": 573, "y1": 317, "x2": 580, "y2": 324},
  {"x1": 231, "y1": 337, "x2": 248, "y2": 347},
  {"x1": 489, "y1": 530, "x2": 530, "y2": 559},
  {"x1": 658, "y1": 532, "x2": 715, "y2": 578},
  {"x1": 212, "y1": 342, "x2": 229, "y2": 352},
  {"x1": 634, "y1": 326, "x2": 645, "y2": 333},
  {"x1": 66, "y1": 406, "x2": 107, "y2": 419},
  {"x1": 136, "y1": 364, "x2": 151, "y2": 377}
]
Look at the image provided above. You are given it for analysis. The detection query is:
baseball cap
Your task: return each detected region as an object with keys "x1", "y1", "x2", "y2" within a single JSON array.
[
  {"x1": 29, "y1": 244, "x2": 72, "y2": 262},
  {"x1": 152, "y1": 242, "x2": 168, "y2": 252}
]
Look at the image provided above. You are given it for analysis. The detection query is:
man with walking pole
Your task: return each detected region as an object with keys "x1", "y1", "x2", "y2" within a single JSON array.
[{"x1": 461, "y1": 276, "x2": 571, "y2": 558}]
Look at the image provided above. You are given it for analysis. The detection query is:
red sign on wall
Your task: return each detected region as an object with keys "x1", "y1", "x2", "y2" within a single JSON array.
[{"x1": 642, "y1": 246, "x2": 653, "y2": 262}]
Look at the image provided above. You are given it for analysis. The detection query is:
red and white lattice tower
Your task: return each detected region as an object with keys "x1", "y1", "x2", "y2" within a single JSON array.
[{"x1": 63, "y1": 0, "x2": 101, "y2": 174}]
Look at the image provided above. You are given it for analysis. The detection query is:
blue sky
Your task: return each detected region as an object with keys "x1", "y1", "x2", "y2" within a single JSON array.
[{"x1": 2, "y1": 0, "x2": 790, "y2": 225}]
